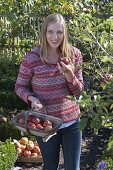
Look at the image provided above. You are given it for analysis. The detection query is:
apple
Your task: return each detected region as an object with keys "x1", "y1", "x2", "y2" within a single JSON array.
[
  {"x1": 18, "y1": 117, "x2": 25, "y2": 124},
  {"x1": 44, "y1": 125, "x2": 53, "y2": 131},
  {"x1": 31, "y1": 152, "x2": 38, "y2": 157},
  {"x1": 26, "y1": 140, "x2": 34, "y2": 151},
  {"x1": 23, "y1": 150, "x2": 31, "y2": 157},
  {"x1": 0, "y1": 116, "x2": 7, "y2": 123},
  {"x1": 21, "y1": 144, "x2": 26, "y2": 151},
  {"x1": 34, "y1": 141, "x2": 38, "y2": 146},
  {"x1": 32, "y1": 117, "x2": 40, "y2": 125},
  {"x1": 1, "y1": 116, "x2": 7, "y2": 123},
  {"x1": 32, "y1": 145, "x2": 40, "y2": 154},
  {"x1": 15, "y1": 142, "x2": 22, "y2": 149},
  {"x1": 61, "y1": 57, "x2": 70, "y2": 65},
  {"x1": 100, "y1": 73, "x2": 113, "y2": 85},
  {"x1": 27, "y1": 122, "x2": 36, "y2": 129},
  {"x1": 28, "y1": 115, "x2": 34, "y2": 122},
  {"x1": 13, "y1": 139, "x2": 22, "y2": 149},
  {"x1": 16, "y1": 147, "x2": 22, "y2": 155},
  {"x1": 19, "y1": 137, "x2": 29, "y2": 145},
  {"x1": 43, "y1": 120, "x2": 52, "y2": 127},
  {"x1": 36, "y1": 123, "x2": 44, "y2": 130}
]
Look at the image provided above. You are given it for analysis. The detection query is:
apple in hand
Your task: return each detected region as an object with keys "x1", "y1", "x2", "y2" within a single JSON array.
[{"x1": 61, "y1": 57, "x2": 70, "y2": 65}]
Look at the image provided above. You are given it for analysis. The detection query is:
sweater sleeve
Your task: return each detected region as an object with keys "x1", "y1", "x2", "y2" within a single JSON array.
[
  {"x1": 67, "y1": 48, "x2": 84, "y2": 97},
  {"x1": 15, "y1": 53, "x2": 35, "y2": 104}
]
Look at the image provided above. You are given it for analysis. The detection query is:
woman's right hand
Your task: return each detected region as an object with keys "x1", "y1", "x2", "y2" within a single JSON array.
[{"x1": 28, "y1": 96, "x2": 43, "y2": 111}]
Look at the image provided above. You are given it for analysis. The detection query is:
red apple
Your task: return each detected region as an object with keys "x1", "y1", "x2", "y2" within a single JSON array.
[
  {"x1": 21, "y1": 144, "x2": 26, "y2": 151},
  {"x1": 43, "y1": 120, "x2": 52, "y2": 127},
  {"x1": 34, "y1": 141, "x2": 38, "y2": 146},
  {"x1": 18, "y1": 117, "x2": 25, "y2": 124},
  {"x1": 100, "y1": 73, "x2": 113, "y2": 85},
  {"x1": 27, "y1": 122, "x2": 36, "y2": 129},
  {"x1": 23, "y1": 150, "x2": 31, "y2": 157},
  {"x1": 13, "y1": 139, "x2": 22, "y2": 148},
  {"x1": 61, "y1": 57, "x2": 70, "y2": 65},
  {"x1": 28, "y1": 115, "x2": 34, "y2": 122},
  {"x1": 16, "y1": 147, "x2": 22, "y2": 155},
  {"x1": 31, "y1": 152, "x2": 38, "y2": 157},
  {"x1": 32, "y1": 117, "x2": 40, "y2": 125},
  {"x1": 36, "y1": 123, "x2": 44, "y2": 130},
  {"x1": 26, "y1": 140, "x2": 34, "y2": 151},
  {"x1": 44, "y1": 125, "x2": 53, "y2": 131},
  {"x1": 32, "y1": 145, "x2": 41, "y2": 154}
]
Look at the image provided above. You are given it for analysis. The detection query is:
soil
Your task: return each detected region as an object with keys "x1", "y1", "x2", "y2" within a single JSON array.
[{"x1": 14, "y1": 126, "x2": 112, "y2": 170}]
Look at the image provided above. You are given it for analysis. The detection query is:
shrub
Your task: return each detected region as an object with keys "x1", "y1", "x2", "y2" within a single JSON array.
[{"x1": 0, "y1": 138, "x2": 18, "y2": 170}]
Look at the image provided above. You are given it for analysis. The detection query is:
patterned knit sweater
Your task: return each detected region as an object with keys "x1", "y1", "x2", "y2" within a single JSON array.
[{"x1": 15, "y1": 47, "x2": 84, "y2": 123}]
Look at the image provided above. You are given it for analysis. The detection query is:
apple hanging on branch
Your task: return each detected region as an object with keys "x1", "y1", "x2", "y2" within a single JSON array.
[{"x1": 100, "y1": 73, "x2": 113, "y2": 85}]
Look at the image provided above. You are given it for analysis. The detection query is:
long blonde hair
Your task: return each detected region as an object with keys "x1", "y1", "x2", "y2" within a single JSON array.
[{"x1": 39, "y1": 14, "x2": 72, "y2": 63}]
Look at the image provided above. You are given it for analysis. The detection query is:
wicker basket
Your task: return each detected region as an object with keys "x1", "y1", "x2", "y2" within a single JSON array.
[
  {"x1": 11, "y1": 109, "x2": 63, "y2": 138},
  {"x1": 17, "y1": 155, "x2": 43, "y2": 163}
]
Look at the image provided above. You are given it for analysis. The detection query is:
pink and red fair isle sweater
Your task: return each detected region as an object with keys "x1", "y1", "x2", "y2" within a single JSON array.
[{"x1": 15, "y1": 46, "x2": 84, "y2": 123}]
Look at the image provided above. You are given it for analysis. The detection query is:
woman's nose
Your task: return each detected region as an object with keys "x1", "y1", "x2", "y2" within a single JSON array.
[{"x1": 52, "y1": 33, "x2": 58, "y2": 39}]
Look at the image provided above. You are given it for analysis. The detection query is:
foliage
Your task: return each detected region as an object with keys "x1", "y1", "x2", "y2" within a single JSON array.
[
  {"x1": 78, "y1": 79, "x2": 113, "y2": 131},
  {"x1": 0, "y1": 138, "x2": 18, "y2": 170},
  {"x1": 0, "y1": 0, "x2": 113, "y2": 164},
  {"x1": 0, "y1": 122, "x2": 21, "y2": 142}
]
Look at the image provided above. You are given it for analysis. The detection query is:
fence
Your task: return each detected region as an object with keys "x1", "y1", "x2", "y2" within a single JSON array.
[
  {"x1": 0, "y1": 13, "x2": 44, "y2": 57},
  {"x1": 0, "y1": 12, "x2": 75, "y2": 58}
]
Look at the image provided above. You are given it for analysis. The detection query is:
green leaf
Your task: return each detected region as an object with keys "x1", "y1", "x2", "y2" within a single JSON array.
[
  {"x1": 101, "y1": 56, "x2": 113, "y2": 63},
  {"x1": 79, "y1": 118, "x2": 88, "y2": 130}
]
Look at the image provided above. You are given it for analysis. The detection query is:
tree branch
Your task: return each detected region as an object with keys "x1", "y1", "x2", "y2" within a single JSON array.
[{"x1": 88, "y1": 29, "x2": 113, "y2": 59}]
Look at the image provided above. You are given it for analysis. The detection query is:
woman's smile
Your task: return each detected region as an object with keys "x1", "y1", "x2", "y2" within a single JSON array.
[{"x1": 46, "y1": 22, "x2": 64, "y2": 49}]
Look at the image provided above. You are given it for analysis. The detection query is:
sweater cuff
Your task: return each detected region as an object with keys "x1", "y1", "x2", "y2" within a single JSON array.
[
  {"x1": 67, "y1": 75, "x2": 79, "y2": 85},
  {"x1": 23, "y1": 92, "x2": 35, "y2": 104}
]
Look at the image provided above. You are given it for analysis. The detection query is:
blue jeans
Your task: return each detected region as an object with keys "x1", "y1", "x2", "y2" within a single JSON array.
[{"x1": 36, "y1": 121, "x2": 82, "y2": 170}]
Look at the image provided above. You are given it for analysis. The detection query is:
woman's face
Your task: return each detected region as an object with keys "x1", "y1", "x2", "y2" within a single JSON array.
[{"x1": 46, "y1": 22, "x2": 64, "y2": 49}]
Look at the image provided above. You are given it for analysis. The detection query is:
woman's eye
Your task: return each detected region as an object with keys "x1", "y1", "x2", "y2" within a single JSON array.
[
  {"x1": 57, "y1": 31, "x2": 63, "y2": 34},
  {"x1": 48, "y1": 30, "x2": 53, "y2": 34}
]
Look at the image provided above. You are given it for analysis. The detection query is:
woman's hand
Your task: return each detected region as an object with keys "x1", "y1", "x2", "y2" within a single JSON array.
[
  {"x1": 28, "y1": 96, "x2": 43, "y2": 111},
  {"x1": 58, "y1": 58, "x2": 75, "y2": 82}
]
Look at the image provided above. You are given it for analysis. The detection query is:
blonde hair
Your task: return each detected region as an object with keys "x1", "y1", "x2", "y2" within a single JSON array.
[{"x1": 39, "y1": 14, "x2": 72, "y2": 63}]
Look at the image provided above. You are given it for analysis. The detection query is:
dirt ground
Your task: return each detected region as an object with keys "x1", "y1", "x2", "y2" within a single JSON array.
[{"x1": 14, "y1": 126, "x2": 112, "y2": 170}]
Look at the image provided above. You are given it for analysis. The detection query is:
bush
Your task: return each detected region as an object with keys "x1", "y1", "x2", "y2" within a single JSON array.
[
  {"x1": 0, "y1": 138, "x2": 18, "y2": 170},
  {"x1": 0, "y1": 122, "x2": 21, "y2": 142}
]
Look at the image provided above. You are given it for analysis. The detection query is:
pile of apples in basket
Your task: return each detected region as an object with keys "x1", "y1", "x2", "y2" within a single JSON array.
[
  {"x1": 13, "y1": 137, "x2": 42, "y2": 158},
  {"x1": 18, "y1": 115, "x2": 53, "y2": 131}
]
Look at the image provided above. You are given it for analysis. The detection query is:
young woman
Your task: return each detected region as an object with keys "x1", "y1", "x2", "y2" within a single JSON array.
[{"x1": 15, "y1": 13, "x2": 84, "y2": 170}]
